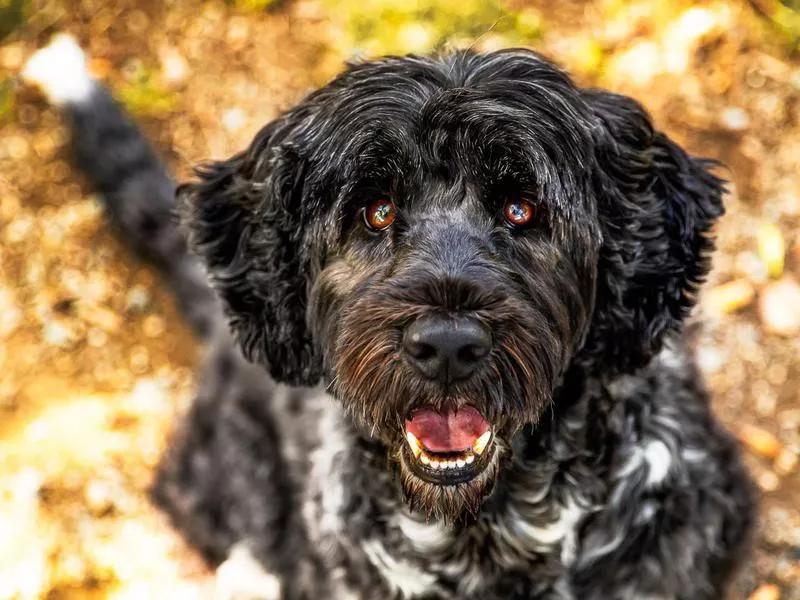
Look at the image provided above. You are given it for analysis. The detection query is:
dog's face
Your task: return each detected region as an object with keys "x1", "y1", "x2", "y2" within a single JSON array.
[{"x1": 180, "y1": 50, "x2": 723, "y2": 521}]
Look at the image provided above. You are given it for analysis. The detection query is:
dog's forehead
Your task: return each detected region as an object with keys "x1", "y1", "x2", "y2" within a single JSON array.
[
  {"x1": 304, "y1": 51, "x2": 596, "y2": 214},
  {"x1": 312, "y1": 53, "x2": 589, "y2": 149}
]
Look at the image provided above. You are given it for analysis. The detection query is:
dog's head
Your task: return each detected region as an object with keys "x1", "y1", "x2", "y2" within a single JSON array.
[{"x1": 179, "y1": 50, "x2": 723, "y2": 521}]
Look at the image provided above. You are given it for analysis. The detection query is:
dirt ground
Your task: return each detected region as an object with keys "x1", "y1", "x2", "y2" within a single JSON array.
[{"x1": 1, "y1": 0, "x2": 799, "y2": 598}]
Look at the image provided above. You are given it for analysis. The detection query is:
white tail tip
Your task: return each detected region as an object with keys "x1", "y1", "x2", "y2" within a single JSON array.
[{"x1": 22, "y1": 34, "x2": 93, "y2": 105}]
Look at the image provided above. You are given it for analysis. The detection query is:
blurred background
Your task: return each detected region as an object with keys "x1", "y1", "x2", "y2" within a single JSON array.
[{"x1": 1, "y1": 0, "x2": 799, "y2": 598}]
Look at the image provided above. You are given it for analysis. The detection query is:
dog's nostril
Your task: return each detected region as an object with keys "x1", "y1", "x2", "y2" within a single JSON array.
[
  {"x1": 402, "y1": 315, "x2": 492, "y2": 382},
  {"x1": 406, "y1": 340, "x2": 437, "y2": 361},
  {"x1": 458, "y1": 343, "x2": 490, "y2": 364}
]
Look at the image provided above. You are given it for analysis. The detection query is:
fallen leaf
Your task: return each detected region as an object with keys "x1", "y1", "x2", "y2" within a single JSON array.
[
  {"x1": 759, "y1": 277, "x2": 800, "y2": 336},
  {"x1": 748, "y1": 583, "x2": 781, "y2": 600},
  {"x1": 774, "y1": 448, "x2": 798, "y2": 476},
  {"x1": 78, "y1": 303, "x2": 122, "y2": 333},
  {"x1": 703, "y1": 279, "x2": 755, "y2": 315},
  {"x1": 739, "y1": 424, "x2": 782, "y2": 459},
  {"x1": 719, "y1": 107, "x2": 750, "y2": 132},
  {"x1": 758, "y1": 470, "x2": 780, "y2": 492},
  {"x1": 757, "y1": 222, "x2": 785, "y2": 278},
  {"x1": 88, "y1": 58, "x2": 113, "y2": 80}
]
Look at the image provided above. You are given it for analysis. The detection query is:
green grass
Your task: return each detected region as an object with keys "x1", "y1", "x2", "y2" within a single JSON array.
[
  {"x1": 321, "y1": 0, "x2": 545, "y2": 57},
  {"x1": 117, "y1": 63, "x2": 179, "y2": 118},
  {"x1": 0, "y1": 0, "x2": 27, "y2": 41},
  {"x1": 0, "y1": 77, "x2": 14, "y2": 123}
]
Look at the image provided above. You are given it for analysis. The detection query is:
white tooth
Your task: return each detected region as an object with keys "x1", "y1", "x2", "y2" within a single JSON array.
[
  {"x1": 405, "y1": 431, "x2": 422, "y2": 459},
  {"x1": 441, "y1": 461, "x2": 451, "y2": 469},
  {"x1": 420, "y1": 453, "x2": 430, "y2": 465},
  {"x1": 472, "y1": 430, "x2": 492, "y2": 456},
  {"x1": 465, "y1": 454, "x2": 475, "y2": 464},
  {"x1": 430, "y1": 460, "x2": 441, "y2": 469},
  {"x1": 450, "y1": 461, "x2": 459, "y2": 469},
  {"x1": 456, "y1": 459, "x2": 466, "y2": 468}
]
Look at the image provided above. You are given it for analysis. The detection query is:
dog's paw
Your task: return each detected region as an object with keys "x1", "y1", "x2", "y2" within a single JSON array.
[{"x1": 215, "y1": 542, "x2": 282, "y2": 600}]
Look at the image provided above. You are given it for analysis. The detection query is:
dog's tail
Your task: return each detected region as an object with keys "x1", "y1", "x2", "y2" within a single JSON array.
[{"x1": 23, "y1": 35, "x2": 221, "y2": 339}]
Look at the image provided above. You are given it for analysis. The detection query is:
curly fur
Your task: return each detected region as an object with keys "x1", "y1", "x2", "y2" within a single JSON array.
[{"x1": 62, "y1": 48, "x2": 756, "y2": 599}]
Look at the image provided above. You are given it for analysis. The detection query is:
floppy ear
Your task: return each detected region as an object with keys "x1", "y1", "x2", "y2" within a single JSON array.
[
  {"x1": 579, "y1": 89, "x2": 725, "y2": 374},
  {"x1": 178, "y1": 115, "x2": 323, "y2": 386}
]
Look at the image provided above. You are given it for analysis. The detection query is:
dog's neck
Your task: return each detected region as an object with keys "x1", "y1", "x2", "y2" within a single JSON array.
[{"x1": 325, "y1": 364, "x2": 614, "y2": 573}]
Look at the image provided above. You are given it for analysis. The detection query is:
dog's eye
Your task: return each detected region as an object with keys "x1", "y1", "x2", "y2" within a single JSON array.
[
  {"x1": 363, "y1": 199, "x2": 396, "y2": 231},
  {"x1": 503, "y1": 200, "x2": 536, "y2": 228}
]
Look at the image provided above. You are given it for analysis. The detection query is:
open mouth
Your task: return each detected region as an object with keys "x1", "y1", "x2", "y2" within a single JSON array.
[{"x1": 403, "y1": 405, "x2": 495, "y2": 485}]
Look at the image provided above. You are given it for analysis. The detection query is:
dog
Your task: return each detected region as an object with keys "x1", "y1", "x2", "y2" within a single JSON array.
[{"x1": 28, "y1": 36, "x2": 757, "y2": 599}]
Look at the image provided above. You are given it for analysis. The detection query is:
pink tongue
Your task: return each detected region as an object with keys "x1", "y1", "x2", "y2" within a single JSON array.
[{"x1": 405, "y1": 406, "x2": 489, "y2": 453}]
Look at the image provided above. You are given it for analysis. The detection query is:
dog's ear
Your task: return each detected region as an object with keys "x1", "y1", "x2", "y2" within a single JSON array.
[
  {"x1": 178, "y1": 114, "x2": 323, "y2": 386},
  {"x1": 580, "y1": 89, "x2": 725, "y2": 373}
]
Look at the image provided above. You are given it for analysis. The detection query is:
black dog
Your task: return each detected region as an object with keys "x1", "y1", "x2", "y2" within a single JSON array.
[{"x1": 41, "y1": 40, "x2": 756, "y2": 599}]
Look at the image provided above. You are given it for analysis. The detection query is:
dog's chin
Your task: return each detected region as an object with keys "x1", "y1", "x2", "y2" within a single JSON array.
[{"x1": 396, "y1": 430, "x2": 504, "y2": 522}]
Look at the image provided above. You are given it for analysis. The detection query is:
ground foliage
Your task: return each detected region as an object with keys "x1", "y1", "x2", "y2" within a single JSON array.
[{"x1": 1, "y1": 0, "x2": 799, "y2": 598}]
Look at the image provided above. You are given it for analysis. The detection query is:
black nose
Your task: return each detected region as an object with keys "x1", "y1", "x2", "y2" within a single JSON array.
[{"x1": 403, "y1": 315, "x2": 492, "y2": 382}]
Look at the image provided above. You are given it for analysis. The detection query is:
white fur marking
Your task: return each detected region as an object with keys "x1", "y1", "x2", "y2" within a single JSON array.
[
  {"x1": 681, "y1": 447, "x2": 707, "y2": 463},
  {"x1": 643, "y1": 439, "x2": 672, "y2": 487},
  {"x1": 658, "y1": 343, "x2": 684, "y2": 371},
  {"x1": 511, "y1": 499, "x2": 585, "y2": 563},
  {"x1": 615, "y1": 447, "x2": 645, "y2": 480},
  {"x1": 215, "y1": 542, "x2": 281, "y2": 600},
  {"x1": 362, "y1": 539, "x2": 437, "y2": 598},
  {"x1": 303, "y1": 394, "x2": 348, "y2": 546},
  {"x1": 395, "y1": 513, "x2": 452, "y2": 553},
  {"x1": 558, "y1": 500, "x2": 586, "y2": 565},
  {"x1": 22, "y1": 34, "x2": 94, "y2": 105},
  {"x1": 439, "y1": 556, "x2": 484, "y2": 595}
]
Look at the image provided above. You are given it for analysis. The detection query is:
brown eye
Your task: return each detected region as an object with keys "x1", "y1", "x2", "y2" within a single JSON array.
[
  {"x1": 503, "y1": 199, "x2": 536, "y2": 228},
  {"x1": 364, "y1": 199, "x2": 396, "y2": 231}
]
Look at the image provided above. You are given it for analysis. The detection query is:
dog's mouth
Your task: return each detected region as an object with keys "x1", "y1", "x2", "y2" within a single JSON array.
[{"x1": 402, "y1": 405, "x2": 495, "y2": 485}]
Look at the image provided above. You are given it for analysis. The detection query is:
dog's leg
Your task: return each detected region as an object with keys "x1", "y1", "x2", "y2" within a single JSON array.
[
  {"x1": 23, "y1": 34, "x2": 221, "y2": 339},
  {"x1": 568, "y1": 483, "x2": 754, "y2": 600},
  {"x1": 567, "y1": 489, "x2": 754, "y2": 600},
  {"x1": 152, "y1": 341, "x2": 328, "y2": 599},
  {"x1": 565, "y1": 362, "x2": 756, "y2": 600}
]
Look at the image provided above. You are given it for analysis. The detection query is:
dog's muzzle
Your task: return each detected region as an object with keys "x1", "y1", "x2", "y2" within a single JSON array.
[{"x1": 400, "y1": 314, "x2": 496, "y2": 485}]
